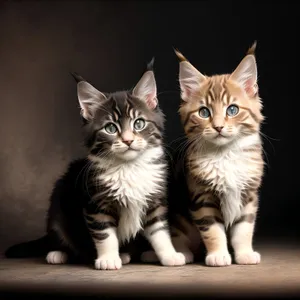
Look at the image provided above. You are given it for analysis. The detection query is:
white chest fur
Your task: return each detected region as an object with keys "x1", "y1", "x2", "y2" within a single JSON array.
[
  {"x1": 191, "y1": 134, "x2": 262, "y2": 228},
  {"x1": 90, "y1": 147, "x2": 166, "y2": 243}
]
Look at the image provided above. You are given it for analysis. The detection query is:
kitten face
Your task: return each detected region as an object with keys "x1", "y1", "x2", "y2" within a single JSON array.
[
  {"x1": 85, "y1": 91, "x2": 164, "y2": 161},
  {"x1": 73, "y1": 64, "x2": 164, "y2": 161},
  {"x1": 176, "y1": 45, "x2": 264, "y2": 147}
]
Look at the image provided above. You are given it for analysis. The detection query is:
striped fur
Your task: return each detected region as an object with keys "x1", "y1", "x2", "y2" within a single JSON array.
[
  {"x1": 5, "y1": 64, "x2": 185, "y2": 269},
  {"x1": 173, "y1": 44, "x2": 265, "y2": 266}
]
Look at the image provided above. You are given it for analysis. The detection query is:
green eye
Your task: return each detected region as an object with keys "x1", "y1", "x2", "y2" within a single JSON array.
[
  {"x1": 199, "y1": 107, "x2": 210, "y2": 118},
  {"x1": 226, "y1": 105, "x2": 239, "y2": 117},
  {"x1": 134, "y1": 118, "x2": 146, "y2": 131},
  {"x1": 105, "y1": 123, "x2": 117, "y2": 134}
]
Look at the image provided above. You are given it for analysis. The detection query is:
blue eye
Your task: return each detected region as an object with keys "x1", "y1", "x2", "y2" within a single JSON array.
[
  {"x1": 134, "y1": 118, "x2": 146, "y2": 131},
  {"x1": 199, "y1": 107, "x2": 210, "y2": 118},
  {"x1": 226, "y1": 105, "x2": 239, "y2": 117},
  {"x1": 105, "y1": 123, "x2": 117, "y2": 134}
]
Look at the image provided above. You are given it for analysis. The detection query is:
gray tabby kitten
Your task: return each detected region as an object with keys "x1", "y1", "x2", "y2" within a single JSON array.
[{"x1": 5, "y1": 61, "x2": 186, "y2": 270}]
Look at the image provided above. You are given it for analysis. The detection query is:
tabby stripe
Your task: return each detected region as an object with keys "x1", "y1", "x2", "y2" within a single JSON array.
[
  {"x1": 111, "y1": 98, "x2": 121, "y2": 121},
  {"x1": 147, "y1": 205, "x2": 161, "y2": 216},
  {"x1": 242, "y1": 123, "x2": 256, "y2": 132},
  {"x1": 85, "y1": 215, "x2": 94, "y2": 222},
  {"x1": 88, "y1": 221, "x2": 116, "y2": 231},
  {"x1": 207, "y1": 90, "x2": 215, "y2": 103},
  {"x1": 150, "y1": 224, "x2": 169, "y2": 236},
  {"x1": 187, "y1": 125, "x2": 199, "y2": 133},
  {"x1": 190, "y1": 200, "x2": 219, "y2": 212},
  {"x1": 145, "y1": 215, "x2": 167, "y2": 228},
  {"x1": 129, "y1": 108, "x2": 134, "y2": 119},
  {"x1": 239, "y1": 106, "x2": 260, "y2": 123},
  {"x1": 191, "y1": 192, "x2": 214, "y2": 203},
  {"x1": 85, "y1": 204, "x2": 118, "y2": 220},
  {"x1": 234, "y1": 213, "x2": 256, "y2": 225},
  {"x1": 220, "y1": 89, "x2": 227, "y2": 104},
  {"x1": 194, "y1": 216, "x2": 223, "y2": 227},
  {"x1": 145, "y1": 119, "x2": 163, "y2": 132},
  {"x1": 183, "y1": 109, "x2": 199, "y2": 127}
]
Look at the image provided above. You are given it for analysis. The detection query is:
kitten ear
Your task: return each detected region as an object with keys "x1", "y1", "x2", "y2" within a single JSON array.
[
  {"x1": 71, "y1": 72, "x2": 107, "y2": 120},
  {"x1": 229, "y1": 43, "x2": 258, "y2": 97},
  {"x1": 132, "y1": 59, "x2": 157, "y2": 110},
  {"x1": 175, "y1": 50, "x2": 206, "y2": 102}
]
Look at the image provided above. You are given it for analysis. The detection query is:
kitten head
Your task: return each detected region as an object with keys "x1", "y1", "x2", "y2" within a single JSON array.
[
  {"x1": 72, "y1": 60, "x2": 164, "y2": 161},
  {"x1": 176, "y1": 42, "x2": 264, "y2": 147}
]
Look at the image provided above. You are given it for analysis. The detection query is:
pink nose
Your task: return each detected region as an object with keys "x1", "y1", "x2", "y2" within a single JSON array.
[
  {"x1": 214, "y1": 126, "x2": 224, "y2": 133},
  {"x1": 123, "y1": 140, "x2": 133, "y2": 146}
]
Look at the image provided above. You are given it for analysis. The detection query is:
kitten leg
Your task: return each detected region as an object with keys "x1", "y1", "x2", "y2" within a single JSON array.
[
  {"x1": 120, "y1": 253, "x2": 131, "y2": 265},
  {"x1": 191, "y1": 192, "x2": 231, "y2": 267},
  {"x1": 231, "y1": 193, "x2": 261, "y2": 265},
  {"x1": 140, "y1": 229, "x2": 194, "y2": 264},
  {"x1": 168, "y1": 215, "x2": 198, "y2": 264},
  {"x1": 143, "y1": 205, "x2": 185, "y2": 266},
  {"x1": 46, "y1": 251, "x2": 68, "y2": 264},
  {"x1": 85, "y1": 213, "x2": 121, "y2": 270},
  {"x1": 45, "y1": 229, "x2": 70, "y2": 264}
]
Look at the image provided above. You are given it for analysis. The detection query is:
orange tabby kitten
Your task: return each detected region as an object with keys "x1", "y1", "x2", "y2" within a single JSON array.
[{"x1": 175, "y1": 43, "x2": 265, "y2": 266}]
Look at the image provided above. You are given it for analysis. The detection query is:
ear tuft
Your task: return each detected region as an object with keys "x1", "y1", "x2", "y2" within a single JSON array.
[
  {"x1": 77, "y1": 81, "x2": 107, "y2": 120},
  {"x1": 133, "y1": 66, "x2": 157, "y2": 110},
  {"x1": 174, "y1": 49, "x2": 188, "y2": 62},
  {"x1": 229, "y1": 54, "x2": 258, "y2": 98},
  {"x1": 147, "y1": 57, "x2": 155, "y2": 71},
  {"x1": 247, "y1": 41, "x2": 257, "y2": 56},
  {"x1": 177, "y1": 53, "x2": 206, "y2": 102},
  {"x1": 70, "y1": 72, "x2": 86, "y2": 83}
]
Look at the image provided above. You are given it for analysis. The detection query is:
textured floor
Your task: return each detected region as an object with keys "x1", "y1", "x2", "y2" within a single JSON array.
[{"x1": 1, "y1": 242, "x2": 300, "y2": 299}]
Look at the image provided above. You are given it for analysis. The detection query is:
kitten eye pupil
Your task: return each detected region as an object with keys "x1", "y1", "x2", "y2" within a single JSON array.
[
  {"x1": 199, "y1": 107, "x2": 210, "y2": 118},
  {"x1": 105, "y1": 123, "x2": 117, "y2": 134},
  {"x1": 226, "y1": 105, "x2": 239, "y2": 117},
  {"x1": 134, "y1": 118, "x2": 146, "y2": 131}
]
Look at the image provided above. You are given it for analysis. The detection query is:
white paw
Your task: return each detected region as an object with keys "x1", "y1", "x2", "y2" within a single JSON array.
[
  {"x1": 235, "y1": 251, "x2": 261, "y2": 265},
  {"x1": 95, "y1": 254, "x2": 122, "y2": 270},
  {"x1": 46, "y1": 251, "x2": 68, "y2": 264},
  {"x1": 120, "y1": 253, "x2": 131, "y2": 265},
  {"x1": 205, "y1": 251, "x2": 232, "y2": 267},
  {"x1": 140, "y1": 250, "x2": 159, "y2": 263},
  {"x1": 159, "y1": 252, "x2": 186, "y2": 266},
  {"x1": 181, "y1": 250, "x2": 194, "y2": 264}
]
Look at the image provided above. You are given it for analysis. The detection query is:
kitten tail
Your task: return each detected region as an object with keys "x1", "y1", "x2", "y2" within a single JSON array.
[{"x1": 5, "y1": 235, "x2": 51, "y2": 258}]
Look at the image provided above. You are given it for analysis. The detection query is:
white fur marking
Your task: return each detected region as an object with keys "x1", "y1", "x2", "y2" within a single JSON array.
[
  {"x1": 145, "y1": 228, "x2": 185, "y2": 266},
  {"x1": 90, "y1": 147, "x2": 166, "y2": 243},
  {"x1": 46, "y1": 251, "x2": 68, "y2": 264},
  {"x1": 192, "y1": 133, "x2": 261, "y2": 227},
  {"x1": 94, "y1": 227, "x2": 121, "y2": 270}
]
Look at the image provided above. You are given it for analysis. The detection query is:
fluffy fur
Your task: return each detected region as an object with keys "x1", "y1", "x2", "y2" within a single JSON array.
[
  {"x1": 5, "y1": 61, "x2": 186, "y2": 270},
  {"x1": 171, "y1": 43, "x2": 265, "y2": 266}
]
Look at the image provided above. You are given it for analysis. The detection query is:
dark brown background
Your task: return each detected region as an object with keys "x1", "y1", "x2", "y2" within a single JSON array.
[{"x1": 0, "y1": 1, "x2": 298, "y2": 253}]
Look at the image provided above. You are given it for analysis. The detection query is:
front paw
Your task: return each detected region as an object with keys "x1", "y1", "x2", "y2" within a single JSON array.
[
  {"x1": 205, "y1": 251, "x2": 232, "y2": 267},
  {"x1": 181, "y1": 250, "x2": 194, "y2": 264},
  {"x1": 120, "y1": 253, "x2": 131, "y2": 265},
  {"x1": 159, "y1": 252, "x2": 186, "y2": 266},
  {"x1": 95, "y1": 254, "x2": 122, "y2": 270},
  {"x1": 46, "y1": 251, "x2": 68, "y2": 264},
  {"x1": 235, "y1": 251, "x2": 261, "y2": 265}
]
